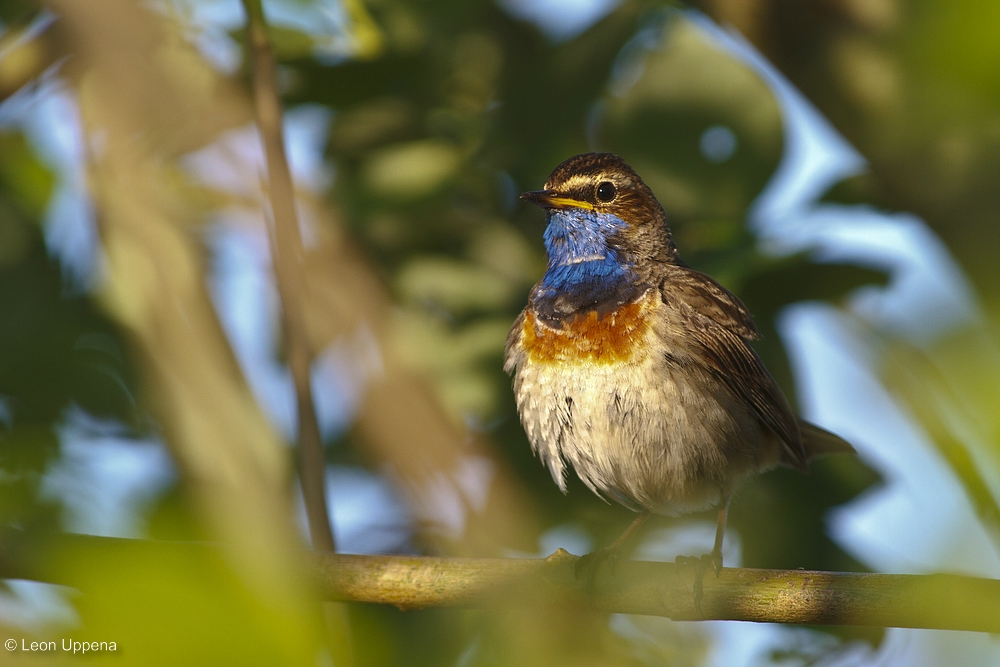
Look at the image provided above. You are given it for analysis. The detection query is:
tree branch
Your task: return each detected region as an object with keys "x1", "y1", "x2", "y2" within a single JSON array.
[
  {"x1": 4, "y1": 531, "x2": 998, "y2": 633},
  {"x1": 240, "y1": 0, "x2": 334, "y2": 553},
  {"x1": 315, "y1": 551, "x2": 1000, "y2": 632}
]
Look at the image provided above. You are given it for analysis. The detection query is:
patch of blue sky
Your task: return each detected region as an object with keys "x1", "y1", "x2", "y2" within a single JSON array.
[
  {"x1": 537, "y1": 523, "x2": 594, "y2": 557},
  {"x1": 499, "y1": 0, "x2": 622, "y2": 42},
  {"x1": 301, "y1": 466, "x2": 413, "y2": 555},
  {"x1": 207, "y1": 223, "x2": 298, "y2": 437},
  {"x1": 635, "y1": 521, "x2": 741, "y2": 566},
  {"x1": 394, "y1": 455, "x2": 496, "y2": 544},
  {"x1": 284, "y1": 105, "x2": 337, "y2": 193},
  {"x1": 259, "y1": 0, "x2": 348, "y2": 41},
  {"x1": 152, "y1": 0, "x2": 245, "y2": 73},
  {"x1": 0, "y1": 581, "x2": 79, "y2": 634},
  {"x1": 166, "y1": 0, "x2": 353, "y2": 68},
  {"x1": 41, "y1": 408, "x2": 176, "y2": 538},
  {"x1": 184, "y1": 104, "x2": 334, "y2": 196},
  {"x1": 0, "y1": 79, "x2": 100, "y2": 290}
]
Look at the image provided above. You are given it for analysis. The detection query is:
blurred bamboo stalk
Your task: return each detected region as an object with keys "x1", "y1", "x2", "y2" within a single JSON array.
[
  {"x1": 49, "y1": 0, "x2": 325, "y2": 656},
  {"x1": 240, "y1": 0, "x2": 335, "y2": 554},
  {"x1": 239, "y1": 3, "x2": 354, "y2": 664},
  {"x1": 4, "y1": 531, "x2": 999, "y2": 633}
]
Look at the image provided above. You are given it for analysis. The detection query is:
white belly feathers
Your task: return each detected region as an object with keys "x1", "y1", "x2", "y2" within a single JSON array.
[{"x1": 505, "y1": 292, "x2": 775, "y2": 515}]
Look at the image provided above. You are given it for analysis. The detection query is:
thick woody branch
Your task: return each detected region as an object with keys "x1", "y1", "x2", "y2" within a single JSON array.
[
  {"x1": 315, "y1": 551, "x2": 1000, "y2": 632},
  {"x1": 3, "y1": 531, "x2": 998, "y2": 633},
  {"x1": 240, "y1": 0, "x2": 334, "y2": 552}
]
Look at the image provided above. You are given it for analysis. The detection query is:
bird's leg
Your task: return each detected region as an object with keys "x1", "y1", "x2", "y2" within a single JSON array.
[
  {"x1": 675, "y1": 495, "x2": 730, "y2": 617},
  {"x1": 575, "y1": 510, "x2": 652, "y2": 588},
  {"x1": 707, "y1": 497, "x2": 729, "y2": 576}
]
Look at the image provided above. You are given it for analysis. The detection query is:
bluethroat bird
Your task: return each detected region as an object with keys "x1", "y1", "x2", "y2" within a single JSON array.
[{"x1": 505, "y1": 153, "x2": 854, "y2": 580}]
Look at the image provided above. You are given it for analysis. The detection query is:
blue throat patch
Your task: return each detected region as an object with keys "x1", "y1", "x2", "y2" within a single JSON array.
[{"x1": 537, "y1": 208, "x2": 635, "y2": 300}]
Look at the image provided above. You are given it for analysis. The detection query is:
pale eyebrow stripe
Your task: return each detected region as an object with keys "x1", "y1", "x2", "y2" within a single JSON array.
[{"x1": 558, "y1": 173, "x2": 610, "y2": 191}]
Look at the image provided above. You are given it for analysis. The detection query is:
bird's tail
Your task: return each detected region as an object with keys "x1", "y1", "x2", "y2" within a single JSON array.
[{"x1": 798, "y1": 420, "x2": 856, "y2": 461}]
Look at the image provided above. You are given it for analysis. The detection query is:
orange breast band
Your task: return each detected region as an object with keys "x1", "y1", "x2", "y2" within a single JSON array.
[{"x1": 522, "y1": 294, "x2": 653, "y2": 364}]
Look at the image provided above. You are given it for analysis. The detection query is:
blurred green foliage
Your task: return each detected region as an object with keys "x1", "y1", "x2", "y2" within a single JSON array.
[{"x1": 0, "y1": 131, "x2": 136, "y2": 532}]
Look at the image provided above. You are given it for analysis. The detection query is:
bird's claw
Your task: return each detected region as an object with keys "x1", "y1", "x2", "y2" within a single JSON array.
[
  {"x1": 707, "y1": 548, "x2": 723, "y2": 578},
  {"x1": 675, "y1": 549, "x2": 723, "y2": 617},
  {"x1": 575, "y1": 546, "x2": 621, "y2": 595}
]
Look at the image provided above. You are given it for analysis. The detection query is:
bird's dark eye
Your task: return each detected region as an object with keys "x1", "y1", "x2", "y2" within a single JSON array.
[{"x1": 596, "y1": 181, "x2": 616, "y2": 202}]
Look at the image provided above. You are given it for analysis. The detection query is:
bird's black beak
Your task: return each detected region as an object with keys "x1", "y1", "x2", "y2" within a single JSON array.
[
  {"x1": 520, "y1": 190, "x2": 593, "y2": 211},
  {"x1": 520, "y1": 190, "x2": 558, "y2": 208}
]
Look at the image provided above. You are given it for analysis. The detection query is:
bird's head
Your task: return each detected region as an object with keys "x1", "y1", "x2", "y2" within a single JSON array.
[{"x1": 521, "y1": 153, "x2": 678, "y2": 276}]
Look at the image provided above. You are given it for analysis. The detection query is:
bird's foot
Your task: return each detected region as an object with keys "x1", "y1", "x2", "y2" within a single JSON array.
[
  {"x1": 674, "y1": 548, "x2": 723, "y2": 617},
  {"x1": 574, "y1": 545, "x2": 622, "y2": 595},
  {"x1": 706, "y1": 547, "x2": 723, "y2": 577},
  {"x1": 574, "y1": 512, "x2": 652, "y2": 597}
]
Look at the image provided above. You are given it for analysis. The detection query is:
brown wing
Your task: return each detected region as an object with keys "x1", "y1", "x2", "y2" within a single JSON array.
[
  {"x1": 660, "y1": 267, "x2": 809, "y2": 471},
  {"x1": 799, "y1": 420, "x2": 855, "y2": 459}
]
